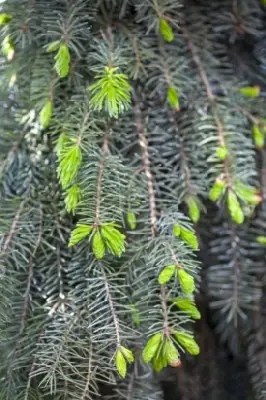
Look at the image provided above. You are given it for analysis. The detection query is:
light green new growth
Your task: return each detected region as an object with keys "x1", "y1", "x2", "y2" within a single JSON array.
[
  {"x1": 64, "y1": 184, "x2": 81, "y2": 214},
  {"x1": 0, "y1": 13, "x2": 12, "y2": 24},
  {"x1": 68, "y1": 222, "x2": 126, "y2": 259},
  {"x1": 158, "y1": 264, "x2": 176, "y2": 284},
  {"x1": 174, "y1": 331, "x2": 200, "y2": 355},
  {"x1": 88, "y1": 66, "x2": 131, "y2": 118},
  {"x1": 1, "y1": 34, "x2": 14, "y2": 60},
  {"x1": 209, "y1": 177, "x2": 225, "y2": 201},
  {"x1": 126, "y1": 210, "x2": 137, "y2": 230},
  {"x1": 178, "y1": 268, "x2": 195, "y2": 295},
  {"x1": 216, "y1": 145, "x2": 228, "y2": 160},
  {"x1": 167, "y1": 87, "x2": 180, "y2": 110},
  {"x1": 47, "y1": 40, "x2": 61, "y2": 53},
  {"x1": 179, "y1": 227, "x2": 199, "y2": 250},
  {"x1": 54, "y1": 44, "x2": 71, "y2": 78},
  {"x1": 174, "y1": 298, "x2": 201, "y2": 320},
  {"x1": 185, "y1": 196, "x2": 201, "y2": 223},
  {"x1": 159, "y1": 19, "x2": 174, "y2": 42},
  {"x1": 143, "y1": 334, "x2": 183, "y2": 372},
  {"x1": 227, "y1": 189, "x2": 244, "y2": 224},
  {"x1": 115, "y1": 346, "x2": 134, "y2": 378},
  {"x1": 57, "y1": 142, "x2": 82, "y2": 189},
  {"x1": 239, "y1": 85, "x2": 261, "y2": 97},
  {"x1": 40, "y1": 100, "x2": 53, "y2": 129},
  {"x1": 252, "y1": 124, "x2": 265, "y2": 148}
]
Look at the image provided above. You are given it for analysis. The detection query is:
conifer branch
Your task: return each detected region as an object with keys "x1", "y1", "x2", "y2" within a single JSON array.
[
  {"x1": 20, "y1": 207, "x2": 43, "y2": 334},
  {"x1": 134, "y1": 100, "x2": 170, "y2": 336},
  {"x1": 0, "y1": 0, "x2": 264, "y2": 397},
  {"x1": 168, "y1": 108, "x2": 194, "y2": 193},
  {"x1": 186, "y1": 36, "x2": 232, "y2": 187},
  {"x1": 160, "y1": 51, "x2": 195, "y2": 195},
  {"x1": 6, "y1": 207, "x2": 43, "y2": 398}
]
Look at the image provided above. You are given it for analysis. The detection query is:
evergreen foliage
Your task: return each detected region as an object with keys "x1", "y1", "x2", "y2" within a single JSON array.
[{"x1": 0, "y1": 0, "x2": 265, "y2": 399}]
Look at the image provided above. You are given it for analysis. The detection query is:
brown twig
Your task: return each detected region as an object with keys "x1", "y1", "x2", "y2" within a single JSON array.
[{"x1": 94, "y1": 136, "x2": 109, "y2": 225}]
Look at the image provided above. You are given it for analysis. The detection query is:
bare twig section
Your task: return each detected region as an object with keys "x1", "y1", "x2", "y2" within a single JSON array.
[
  {"x1": 102, "y1": 269, "x2": 121, "y2": 346},
  {"x1": 230, "y1": 226, "x2": 241, "y2": 326},
  {"x1": 187, "y1": 39, "x2": 216, "y2": 104},
  {"x1": 126, "y1": 373, "x2": 135, "y2": 400},
  {"x1": 161, "y1": 284, "x2": 170, "y2": 336},
  {"x1": 24, "y1": 328, "x2": 44, "y2": 400},
  {"x1": 236, "y1": 106, "x2": 260, "y2": 125},
  {"x1": 1, "y1": 199, "x2": 26, "y2": 254},
  {"x1": 81, "y1": 348, "x2": 93, "y2": 400},
  {"x1": 95, "y1": 136, "x2": 109, "y2": 225},
  {"x1": 48, "y1": 72, "x2": 57, "y2": 102},
  {"x1": 168, "y1": 108, "x2": 194, "y2": 193},
  {"x1": 77, "y1": 110, "x2": 90, "y2": 144},
  {"x1": 134, "y1": 104, "x2": 157, "y2": 237},
  {"x1": 187, "y1": 39, "x2": 225, "y2": 144}
]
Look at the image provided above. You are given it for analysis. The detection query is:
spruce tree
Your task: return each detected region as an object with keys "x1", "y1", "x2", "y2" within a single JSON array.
[{"x1": 0, "y1": 0, "x2": 265, "y2": 399}]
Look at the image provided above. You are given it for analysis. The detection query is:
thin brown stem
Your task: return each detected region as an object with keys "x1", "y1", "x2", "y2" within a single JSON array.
[
  {"x1": 231, "y1": 226, "x2": 240, "y2": 326},
  {"x1": 1, "y1": 199, "x2": 26, "y2": 253},
  {"x1": 81, "y1": 348, "x2": 93, "y2": 400},
  {"x1": 236, "y1": 106, "x2": 260, "y2": 125},
  {"x1": 103, "y1": 270, "x2": 121, "y2": 346},
  {"x1": 95, "y1": 136, "x2": 109, "y2": 225},
  {"x1": 48, "y1": 72, "x2": 57, "y2": 101},
  {"x1": 126, "y1": 366, "x2": 135, "y2": 400},
  {"x1": 134, "y1": 104, "x2": 157, "y2": 237}
]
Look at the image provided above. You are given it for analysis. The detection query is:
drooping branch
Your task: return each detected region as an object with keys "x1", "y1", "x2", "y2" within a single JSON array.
[
  {"x1": 20, "y1": 207, "x2": 43, "y2": 334},
  {"x1": 134, "y1": 100, "x2": 170, "y2": 335},
  {"x1": 186, "y1": 35, "x2": 232, "y2": 187}
]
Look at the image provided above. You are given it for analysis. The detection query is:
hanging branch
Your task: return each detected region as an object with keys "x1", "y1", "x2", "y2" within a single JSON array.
[
  {"x1": 186, "y1": 36, "x2": 232, "y2": 187},
  {"x1": 134, "y1": 100, "x2": 170, "y2": 335}
]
